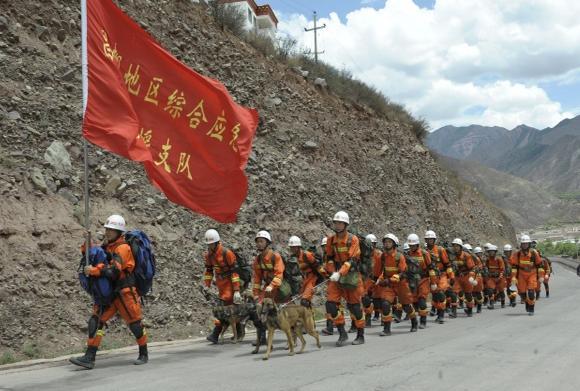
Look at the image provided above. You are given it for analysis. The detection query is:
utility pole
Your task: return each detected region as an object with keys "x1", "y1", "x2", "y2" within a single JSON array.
[{"x1": 304, "y1": 11, "x2": 326, "y2": 63}]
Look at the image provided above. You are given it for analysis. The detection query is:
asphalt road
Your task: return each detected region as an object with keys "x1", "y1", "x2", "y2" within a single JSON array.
[{"x1": 2, "y1": 261, "x2": 579, "y2": 391}]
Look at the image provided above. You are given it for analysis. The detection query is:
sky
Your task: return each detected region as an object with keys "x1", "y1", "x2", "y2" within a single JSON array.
[{"x1": 266, "y1": 0, "x2": 580, "y2": 130}]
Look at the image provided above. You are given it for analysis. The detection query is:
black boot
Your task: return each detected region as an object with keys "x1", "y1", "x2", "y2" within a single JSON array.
[
  {"x1": 528, "y1": 304, "x2": 534, "y2": 316},
  {"x1": 487, "y1": 301, "x2": 495, "y2": 310},
  {"x1": 352, "y1": 328, "x2": 365, "y2": 345},
  {"x1": 380, "y1": 322, "x2": 391, "y2": 336},
  {"x1": 336, "y1": 324, "x2": 349, "y2": 347},
  {"x1": 535, "y1": 291, "x2": 540, "y2": 300},
  {"x1": 321, "y1": 319, "x2": 334, "y2": 336},
  {"x1": 483, "y1": 297, "x2": 488, "y2": 305},
  {"x1": 393, "y1": 310, "x2": 402, "y2": 323},
  {"x1": 546, "y1": 290, "x2": 550, "y2": 298},
  {"x1": 69, "y1": 346, "x2": 97, "y2": 369},
  {"x1": 365, "y1": 315, "x2": 372, "y2": 328},
  {"x1": 436, "y1": 310, "x2": 444, "y2": 324},
  {"x1": 501, "y1": 300, "x2": 505, "y2": 308},
  {"x1": 134, "y1": 345, "x2": 148, "y2": 365},
  {"x1": 476, "y1": 303, "x2": 482, "y2": 314},
  {"x1": 348, "y1": 320, "x2": 357, "y2": 333},
  {"x1": 450, "y1": 307, "x2": 457, "y2": 318},
  {"x1": 525, "y1": 302, "x2": 530, "y2": 313},
  {"x1": 466, "y1": 307, "x2": 473, "y2": 317},
  {"x1": 206, "y1": 325, "x2": 223, "y2": 344},
  {"x1": 373, "y1": 311, "x2": 380, "y2": 321},
  {"x1": 429, "y1": 307, "x2": 437, "y2": 317},
  {"x1": 419, "y1": 316, "x2": 427, "y2": 329},
  {"x1": 410, "y1": 317, "x2": 418, "y2": 332}
]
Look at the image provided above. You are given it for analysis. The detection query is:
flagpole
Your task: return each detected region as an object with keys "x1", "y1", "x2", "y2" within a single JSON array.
[{"x1": 81, "y1": 0, "x2": 91, "y2": 266}]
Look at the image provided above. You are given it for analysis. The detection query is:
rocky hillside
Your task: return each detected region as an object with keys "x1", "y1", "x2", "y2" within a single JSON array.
[
  {"x1": 435, "y1": 154, "x2": 580, "y2": 229},
  {"x1": 428, "y1": 117, "x2": 580, "y2": 194},
  {"x1": 0, "y1": 0, "x2": 514, "y2": 362}
]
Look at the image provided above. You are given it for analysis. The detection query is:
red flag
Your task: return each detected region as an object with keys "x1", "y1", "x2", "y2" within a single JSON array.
[{"x1": 81, "y1": 0, "x2": 258, "y2": 223}]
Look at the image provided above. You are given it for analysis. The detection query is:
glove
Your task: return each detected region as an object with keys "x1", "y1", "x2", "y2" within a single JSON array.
[
  {"x1": 389, "y1": 274, "x2": 400, "y2": 283},
  {"x1": 430, "y1": 284, "x2": 438, "y2": 291},
  {"x1": 538, "y1": 277, "x2": 544, "y2": 283},
  {"x1": 330, "y1": 272, "x2": 341, "y2": 282},
  {"x1": 468, "y1": 276, "x2": 475, "y2": 285},
  {"x1": 265, "y1": 285, "x2": 273, "y2": 293},
  {"x1": 233, "y1": 291, "x2": 242, "y2": 304},
  {"x1": 83, "y1": 265, "x2": 93, "y2": 277},
  {"x1": 511, "y1": 278, "x2": 517, "y2": 286}
]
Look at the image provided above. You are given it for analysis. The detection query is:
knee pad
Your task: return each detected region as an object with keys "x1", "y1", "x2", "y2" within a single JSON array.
[
  {"x1": 465, "y1": 293, "x2": 473, "y2": 301},
  {"x1": 418, "y1": 298, "x2": 427, "y2": 309},
  {"x1": 362, "y1": 295, "x2": 372, "y2": 308},
  {"x1": 129, "y1": 321, "x2": 144, "y2": 340},
  {"x1": 434, "y1": 292, "x2": 445, "y2": 302},
  {"x1": 326, "y1": 301, "x2": 339, "y2": 317},
  {"x1": 88, "y1": 315, "x2": 99, "y2": 338},
  {"x1": 348, "y1": 303, "x2": 363, "y2": 320},
  {"x1": 381, "y1": 301, "x2": 391, "y2": 315},
  {"x1": 527, "y1": 290, "x2": 535, "y2": 298},
  {"x1": 403, "y1": 304, "x2": 414, "y2": 313}
]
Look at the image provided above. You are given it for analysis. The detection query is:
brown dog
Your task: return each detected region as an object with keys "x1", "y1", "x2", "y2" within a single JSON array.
[{"x1": 254, "y1": 298, "x2": 321, "y2": 360}]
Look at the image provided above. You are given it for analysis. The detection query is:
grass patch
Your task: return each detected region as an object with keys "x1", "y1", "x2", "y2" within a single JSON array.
[{"x1": 0, "y1": 351, "x2": 16, "y2": 365}]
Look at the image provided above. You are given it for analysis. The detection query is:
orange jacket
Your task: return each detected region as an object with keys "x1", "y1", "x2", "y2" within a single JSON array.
[
  {"x1": 408, "y1": 247, "x2": 436, "y2": 282},
  {"x1": 486, "y1": 256, "x2": 505, "y2": 278},
  {"x1": 88, "y1": 236, "x2": 135, "y2": 281},
  {"x1": 377, "y1": 248, "x2": 407, "y2": 281},
  {"x1": 371, "y1": 249, "x2": 384, "y2": 279},
  {"x1": 297, "y1": 249, "x2": 325, "y2": 277},
  {"x1": 252, "y1": 249, "x2": 284, "y2": 297},
  {"x1": 510, "y1": 249, "x2": 543, "y2": 278},
  {"x1": 204, "y1": 243, "x2": 240, "y2": 291},
  {"x1": 427, "y1": 245, "x2": 454, "y2": 279},
  {"x1": 455, "y1": 250, "x2": 475, "y2": 277},
  {"x1": 324, "y1": 232, "x2": 361, "y2": 276}
]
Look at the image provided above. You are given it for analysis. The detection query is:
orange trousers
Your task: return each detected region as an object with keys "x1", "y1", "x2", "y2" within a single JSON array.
[
  {"x1": 327, "y1": 277, "x2": 364, "y2": 328},
  {"x1": 517, "y1": 271, "x2": 538, "y2": 305},
  {"x1": 87, "y1": 288, "x2": 146, "y2": 348},
  {"x1": 215, "y1": 276, "x2": 236, "y2": 305},
  {"x1": 300, "y1": 273, "x2": 318, "y2": 301}
]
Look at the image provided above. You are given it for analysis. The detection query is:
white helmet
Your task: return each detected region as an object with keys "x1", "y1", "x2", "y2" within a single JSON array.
[
  {"x1": 321, "y1": 237, "x2": 328, "y2": 246},
  {"x1": 383, "y1": 233, "x2": 399, "y2": 246},
  {"x1": 487, "y1": 244, "x2": 498, "y2": 251},
  {"x1": 104, "y1": 214, "x2": 126, "y2": 232},
  {"x1": 503, "y1": 244, "x2": 513, "y2": 252},
  {"x1": 333, "y1": 211, "x2": 350, "y2": 225},
  {"x1": 288, "y1": 235, "x2": 302, "y2": 247},
  {"x1": 452, "y1": 238, "x2": 463, "y2": 246},
  {"x1": 424, "y1": 230, "x2": 437, "y2": 239},
  {"x1": 255, "y1": 230, "x2": 272, "y2": 242},
  {"x1": 520, "y1": 234, "x2": 532, "y2": 244},
  {"x1": 474, "y1": 247, "x2": 483, "y2": 254},
  {"x1": 407, "y1": 234, "x2": 420, "y2": 246},
  {"x1": 403, "y1": 242, "x2": 410, "y2": 251},
  {"x1": 484, "y1": 242, "x2": 492, "y2": 250},
  {"x1": 365, "y1": 234, "x2": 378, "y2": 244},
  {"x1": 464, "y1": 243, "x2": 473, "y2": 251},
  {"x1": 204, "y1": 229, "x2": 220, "y2": 244}
]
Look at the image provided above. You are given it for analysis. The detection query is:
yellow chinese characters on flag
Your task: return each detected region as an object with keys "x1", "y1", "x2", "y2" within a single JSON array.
[{"x1": 82, "y1": 0, "x2": 259, "y2": 223}]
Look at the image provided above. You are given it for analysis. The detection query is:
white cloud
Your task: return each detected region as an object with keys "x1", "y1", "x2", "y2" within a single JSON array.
[{"x1": 276, "y1": 0, "x2": 580, "y2": 129}]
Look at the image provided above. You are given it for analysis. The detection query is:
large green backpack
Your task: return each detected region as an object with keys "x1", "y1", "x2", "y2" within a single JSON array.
[
  {"x1": 404, "y1": 254, "x2": 422, "y2": 292},
  {"x1": 282, "y1": 253, "x2": 303, "y2": 297}
]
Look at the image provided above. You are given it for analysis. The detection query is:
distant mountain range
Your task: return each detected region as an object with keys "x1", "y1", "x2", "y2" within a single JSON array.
[
  {"x1": 428, "y1": 115, "x2": 580, "y2": 194},
  {"x1": 428, "y1": 115, "x2": 580, "y2": 228}
]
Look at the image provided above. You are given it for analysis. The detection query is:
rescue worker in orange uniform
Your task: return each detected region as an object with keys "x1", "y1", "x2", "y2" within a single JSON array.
[
  {"x1": 324, "y1": 211, "x2": 364, "y2": 346},
  {"x1": 288, "y1": 235, "x2": 327, "y2": 307},
  {"x1": 451, "y1": 238, "x2": 477, "y2": 317},
  {"x1": 532, "y1": 240, "x2": 551, "y2": 299},
  {"x1": 362, "y1": 234, "x2": 380, "y2": 328},
  {"x1": 425, "y1": 230, "x2": 454, "y2": 324},
  {"x1": 202, "y1": 229, "x2": 242, "y2": 344},
  {"x1": 320, "y1": 236, "x2": 340, "y2": 336},
  {"x1": 472, "y1": 247, "x2": 485, "y2": 314},
  {"x1": 70, "y1": 215, "x2": 148, "y2": 369},
  {"x1": 407, "y1": 233, "x2": 435, "y2": 329},
  {"x1": 375, "y1": 233, "x2": 418, "y2": 335},
  {"x1": 503, "y1": 244, "x2": 517, "y2": 307},
  {"x1": 510, "y1": 235, "x2": 544, "y2": 316},
  {"x1": 250, "y1": 230, "x2": 285, "y2": 350},
  {"x1": 484, "y1": 245, "x2": 505, "y2": 309}
]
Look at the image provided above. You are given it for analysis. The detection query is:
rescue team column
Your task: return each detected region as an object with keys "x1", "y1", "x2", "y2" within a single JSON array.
[{"x1": 82, "y1": 0, "x2": 259, "y2": 223}]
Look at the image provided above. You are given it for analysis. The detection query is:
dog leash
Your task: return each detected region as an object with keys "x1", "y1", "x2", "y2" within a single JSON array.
[{"x1": 279, "y1": 279, "x2": 329, "y2": 309}]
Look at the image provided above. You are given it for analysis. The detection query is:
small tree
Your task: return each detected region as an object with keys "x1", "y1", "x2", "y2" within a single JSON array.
[{"x1": 209, "y1": 1, "x2": 246, "y2": 37}]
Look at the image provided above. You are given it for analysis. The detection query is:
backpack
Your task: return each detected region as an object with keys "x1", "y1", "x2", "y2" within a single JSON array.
[
  {"x1": 78, "y1": 246, "x2": 114, "y2": 306},
  {"x1": 223, "y1": 248, "x2": 252, "y2": 291},
  {"x1": 404, "y1": 254, "x2": 422, "y2": 292},
  {"x1": 359, "y1": 237, "x2": 374, "y2": 278},
  {"x1": 283, "y1": 253, "x2": 303, "y2": 296},
  {"x1": 124, "y1": 230, "x2": 156, "y2": 297}
]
